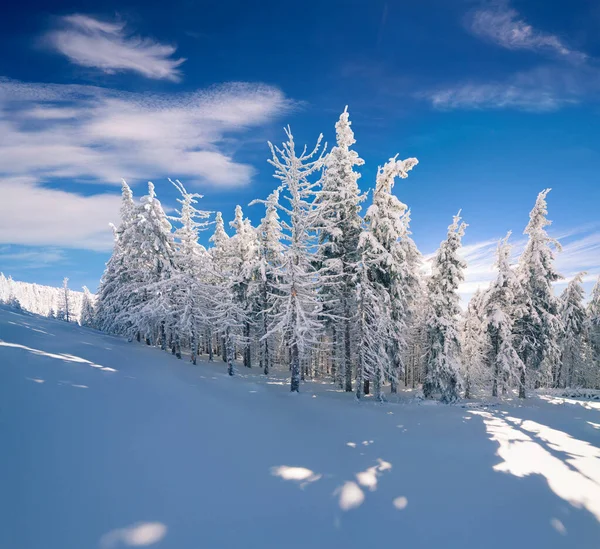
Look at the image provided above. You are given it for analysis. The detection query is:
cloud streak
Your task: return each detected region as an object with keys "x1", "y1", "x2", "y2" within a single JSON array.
[
  {"x1": 0, "y1": 78, "x2": 292, "y2": 187},
  {"x1": 465, "y1": 1, "x2": 586, "y2": 63},
  {"x1": 47, "y1": 14, "x2": 185, "y2": 81},
  {"x1": 422, "y1": 2, "x2": 596, "y2": 111}
]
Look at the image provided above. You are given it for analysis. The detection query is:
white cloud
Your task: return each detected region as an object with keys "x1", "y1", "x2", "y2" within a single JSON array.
[
  {"x1": 422, "y1": 2, "x2": 596, "y2": 111},
  {"x1": 0, "y1": 78, "x2": 292, "y2": 187},
  {"x1": 0, "y1": 177, "x2": 120, "y2": 251},
  {"x1": 47, "y1": 14, "x2": 185, "y2": 81},
  {"x1": 465, "y1": 2, "x2": 586, "y2": 63},
  {"x1": 423, "y1": 64, "x2": 597, "y2": 111},
  {"x1": 451, "y1": 226, "x2": 600, "y2": 303},
  {"x1": 0, "y1": 246, "x2": 66, "y2": 267}
]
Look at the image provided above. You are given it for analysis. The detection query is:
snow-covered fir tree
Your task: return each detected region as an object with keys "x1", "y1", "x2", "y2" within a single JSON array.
[
  {"x1": 267, "y1": 127, "x2": 325, "y2": 392},
  {"x1": 168, "y1": 179, "x2": 212, "y2": 364},
  {"x1": 313, "y1": 106, "x2": 365, "y2": 392},
  {"x1": 461, "y1": 289, "x2": 487, "y2": 399},
  {"x1": 252, "y1": 189, "x2": 285, "y2": 375},
  {"x1": 483, "y1": 233, "x2": 524, "y2": 397},
  {"x1": 95, "y1": 180, "x2": 136, "y2": 333},
  {"x1": 57, "y1": 277, "x2": 72, "y2": 322},
  {"x1": 229, "y1": 205, "x2": 259, "y2": 368},
  {"x1": 79, "y1": 286, "x2": 96, "y2": 328},
  {"x1": 357, "y1": 156, "x2": 419, "y2": 399},
  {"x1": 423, "y1": 212, "x2": 467, "y2": 403},
  {"x1": 588, "y1": 275, "x2": 600, "y2": 388},
  {"x1": 558, "y1": 273, "x2": 589, "y2": 388},
  {"x1": 513, "y1": 189, "x2": 562, "y2": 397}
]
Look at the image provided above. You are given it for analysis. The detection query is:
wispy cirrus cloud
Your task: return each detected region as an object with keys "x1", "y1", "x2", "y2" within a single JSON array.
[
  {"x1": 0, "y1": 246, "x2": 67, "y2": 268},
  {"x1": 0, "y1": 177, "x2": 120, "y2": 252},
  {"x1": 465, "y1": 1, "x2": 587, "y2": 63},
  {"x1": 422, "y1": 2, "x2": 597, "y2": 111},
  {"x1": 46, "y1": 14, "x2": 185, "y2": 81},
  {"x1": 453, "y1": 226, "x2": 600, "y2": 303},
  {"x1": 0, "y1": 78, "x2": 293, "y2": 250},
  {"x1": 0, "y1": 78, "x2": 292, "y2": 187}
]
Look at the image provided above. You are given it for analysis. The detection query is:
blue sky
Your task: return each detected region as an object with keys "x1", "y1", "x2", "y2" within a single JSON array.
[{"x1": 0, "y1": 0, "x2": 598, "y2": 298}]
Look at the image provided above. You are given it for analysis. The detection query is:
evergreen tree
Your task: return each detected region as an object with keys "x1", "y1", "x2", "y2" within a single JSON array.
[
  {"x1": 483, "y1": 233, "x2": 524, "y2": 397},
  {"x1": 229, "y1": 205, "x2": 259, "y2": 368},
  {"x1": 461, "y1": 289, "x2": 487, "y2": 399},
  {"x1": 252, "y1": 190, "x2": 285, "y2": 375},
  {"x1": 423, "y1": 212, "x2": 467, "y2": 403},
  {"x1": 96, "y1": 180, "x2": 136, "y2": 333},
  {"x1": 558, "y1": 272, "x2": 588, "y2": 388},
  {"x1": 358, "y1": 156, "x2": 419, "y2": 399},
  {"x1": 267, "y1": 127, "x2": 325, "y2": 392},
  {"x1": 313, "y1": 106, "x2": 365, "y2": 392},
  {"x1": 79, "y1": 286, "x2": 96, "y2": 328},
  {"x1": 58, "y1": 277, "x2": 72, "y2": 323},
  {"x1": 588, "y1": 276, "x2": 600, "y2": 388},
  {"x1": 514, "y1": 189, "x2": 562, "y2": 397},
  {"x1": 168, "y1": 179, "x2": 212, "y2": 364}
]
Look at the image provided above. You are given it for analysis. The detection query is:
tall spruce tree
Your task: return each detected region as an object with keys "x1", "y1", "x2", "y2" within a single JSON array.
[
  {"x1": 484, "y1": 233, "x2": 524, "y2": 397},
  {"x1": 267, "y1": 127, "x2": 325, "y2": 392},
  {"x1": 514, "y1": 189, "x2": 562, "y2": 397},
  {"x1": 313, "y1": 107, "x2": 365, "y2": 392},
  {"x1": 423, "y1": 212, "x2": 467, "y2": 403},
  {"x1": 558, "y1": 273, "x2": 588, "y2": 388}
]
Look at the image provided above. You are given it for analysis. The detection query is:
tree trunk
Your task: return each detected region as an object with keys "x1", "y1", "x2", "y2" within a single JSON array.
[
  {"x1": 160, "y1": 321, "x2": 166, "y2": 351},
  {"x1": 344, "y1": 313, "x2": 353, "y2": 392},
  {"x1": 190, "y1": 330, "x2": 197, "y2": 365},
  {"x1": 226, "y1": 329, "x2": 235, "y2": 376},
  {"x1": 243, "y1": 321, "x2": 251, "y2": 368},
  {"x1": 290, "y1": 341, "x2": 300, "y2": 392}
]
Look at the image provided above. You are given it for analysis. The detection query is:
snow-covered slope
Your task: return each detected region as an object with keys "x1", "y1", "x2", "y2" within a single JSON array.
[{"x1": 1, "y1": 306, "x2": 599, "y2": 549}]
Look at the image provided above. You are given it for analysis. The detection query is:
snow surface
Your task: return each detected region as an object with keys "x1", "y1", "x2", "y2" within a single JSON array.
[{"x1": 1, "y1": 306, "x2": 599, "y2": 549}]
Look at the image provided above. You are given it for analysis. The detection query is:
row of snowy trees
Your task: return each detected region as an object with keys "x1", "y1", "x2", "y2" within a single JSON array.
[
  {"x1": 0, "y1": 273, "x2": 95, "y2": 324},
  {"x1": 89, "y1": 107, "x2": 600, "y2": 401}
]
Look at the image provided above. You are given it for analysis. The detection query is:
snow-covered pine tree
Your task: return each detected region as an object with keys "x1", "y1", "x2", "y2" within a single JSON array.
[
  {"x1": 95, "y1": 180, "x2": 136, "y2": 333},
  {"x1": 461, "y1": 289, "x2": 487, "y2": 399},
  {"x1": 513, "y1": 189, "x2": 562, "y2": 397},
  {"x1": 168, "y1": 179, "x2": 212, "y2": 364},
  {"x1": 57, "y1": 277, "x2": 72, "y2": 322},
  {"x1": 313, "y1": 106, "x2": 365, "y2": 392},
  {"x1": 111, "y1": 182, "x2": 177, "y2": 346},
  {"x1": 483, "y1": 233, "x2": 524, "y2": 397},
  {"x1": 588, "y1": 275, "x2": 600, "y2": 388},
  {"x1": 209, "y1": 212, "x2": 231, "y2": 361},
  {"x1": 357, "y1": 156, "x2": 419, "y2": 400},
  {"x1": 229, "y1": 205, "x2": 259, "y2": 368},
  {"x1": 210, "y1": 212, "x2": 251, "y2": 377},
  {"x1": 355, "y1": 225, "x2": 392, "y2": 400},
  {"x1": 79, "y1": 286, "x2": 96, "y2": 328},
  {"x1": 267, "y1": 127, "x2": 326, "y2": 392},
  {"x1": 558, "y1": 272, "x2": 588, "y2": 388},
  {"x1": 396, "y1": 208, "x2": 426, "y2": 388},
  {"x1": 423, "y1": 212, "x2": 467, "y2": 403},
  {"x1": 252, "y1": 189, "x2": 285, "y2": 375}
]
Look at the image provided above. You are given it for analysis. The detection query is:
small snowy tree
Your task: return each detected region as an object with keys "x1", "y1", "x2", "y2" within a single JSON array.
[
  {"x1": 79, "y1": 286, "x2": 96, "y2": 328},
  {"x1": 513, "y1": 189, "x2": 562, "y2": 397},
  {"x1": 423, "y1": 212, "x2": 467, "y2": 403},
  {"x1": 58, "y1": 277, "x2": 72, "y2": 322}
]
